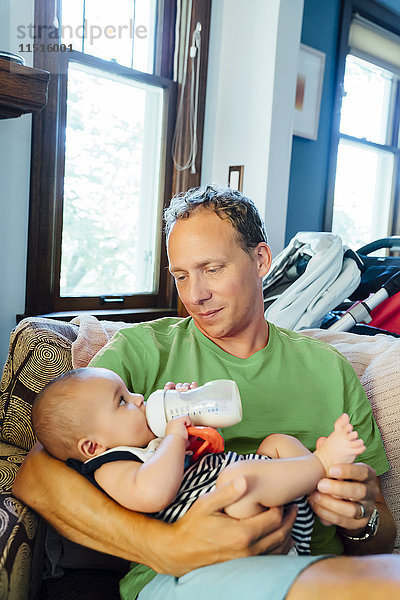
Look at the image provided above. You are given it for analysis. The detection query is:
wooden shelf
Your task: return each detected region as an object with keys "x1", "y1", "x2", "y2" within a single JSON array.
[{"x1": 0, "y1": 58, "x2": 50, "y2": 119}]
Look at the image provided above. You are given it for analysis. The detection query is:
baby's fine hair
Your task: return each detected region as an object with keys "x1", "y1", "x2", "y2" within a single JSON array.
[{"x1": 32, "y1": 368, "x2": 95, "y2": 462}]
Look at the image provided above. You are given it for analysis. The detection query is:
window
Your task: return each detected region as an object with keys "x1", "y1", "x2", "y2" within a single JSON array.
[
  {"x1": 60, "y1": 60, "x2": 165, "y2": 300},
  {"x1": 25, "y1": 0, "x2": 178, "y2": 318},
  {"x1": 329, "y1": 6, "x2": 400, "y2": 250}
]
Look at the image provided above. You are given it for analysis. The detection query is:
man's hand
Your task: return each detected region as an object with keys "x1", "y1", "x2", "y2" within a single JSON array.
[
  {"x1": 144, "y1": 476, "x2": 299, "y2": 576},
  {"x1": 308, "y1": 463, "x2": 378, "y2": 530},
  {"x1": 164, "y1": 381, "x2": 198, "y2": 391},
  {"x1": 308, "y1": 462, "x2": 396, "y2": 554}
]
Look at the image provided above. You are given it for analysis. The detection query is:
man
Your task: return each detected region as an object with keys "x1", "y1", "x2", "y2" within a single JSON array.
[{"x1": 14, "y1": 186, "x2": 398, "y2": 599}]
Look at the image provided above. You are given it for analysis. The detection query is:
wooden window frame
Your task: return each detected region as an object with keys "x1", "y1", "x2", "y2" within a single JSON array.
[
  {"x1": 24, "y1": 0, "x2": 211, "y2": 321},
  {"x1": 324, "y1": 0, "x2": 400, "y2": 237}
]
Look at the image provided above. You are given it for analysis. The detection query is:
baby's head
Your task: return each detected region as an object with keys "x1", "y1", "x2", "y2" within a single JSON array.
[{"x1": 32, "y1": 367, "x2": 155, "y2": 462}]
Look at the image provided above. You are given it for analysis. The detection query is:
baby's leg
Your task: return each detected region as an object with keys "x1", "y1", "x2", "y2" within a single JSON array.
[
  {"x1": 215, "y1": 434, "x2": 309, "y2": 519},
  {"x1": 257, "y1": 433, "x2": 312, "y2": 459},
  {"x1": 216, "y1": 459, "x2": 277, "y2": 518},
  {"x1": 216, "y1": 415, "x2": 365, "y2": 519}
]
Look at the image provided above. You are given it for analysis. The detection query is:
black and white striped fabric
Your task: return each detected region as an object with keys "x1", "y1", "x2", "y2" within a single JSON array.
[
  {"x1": 154, "y1": 451, "x2": 314, "y2": 555},
  {"x1": 77, "y1": 447, "x2": 314, "y2": 555}
]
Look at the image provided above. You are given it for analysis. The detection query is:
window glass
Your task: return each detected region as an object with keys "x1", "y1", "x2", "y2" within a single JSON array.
[
  {"x1": 61, "y1": 0, "x2": 156, "y2": 73},
  {"x1": 60, "y1": 61, "x2": 164, "y2": 297},
  {"x1": 332, "y1": 138, "x2": 394, "y2": 249},
  {"x1": 60, "y1": 0, "x2": 84, "y2": 52},
  {"x1": 133, "y1": 0, "x2": 157, "y2": 73},
  {"x1": 340, "y1": 54, "x2": 394, "y2": 145}
]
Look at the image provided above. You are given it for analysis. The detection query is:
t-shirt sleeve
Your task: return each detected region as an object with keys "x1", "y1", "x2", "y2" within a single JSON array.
[{"x1": 340, "y1": 354, "x2": 389, "y2": 476}]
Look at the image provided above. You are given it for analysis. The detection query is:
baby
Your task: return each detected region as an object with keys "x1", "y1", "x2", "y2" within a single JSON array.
[{"x1": 32, "y1": 367, "x2": 365, "y2": 555}]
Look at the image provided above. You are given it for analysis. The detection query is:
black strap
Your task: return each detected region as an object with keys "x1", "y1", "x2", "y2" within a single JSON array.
[{"x1": 66, "y1": 450, "x2": 143, "y2": 492}]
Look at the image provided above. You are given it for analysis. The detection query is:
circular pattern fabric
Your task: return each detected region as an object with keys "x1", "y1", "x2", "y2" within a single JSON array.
[
  {"x1": 9, "y1": 542, "x2": 31, "y2": 600},
  {"x1": 0, "y1": 319, "x2": 76, "y2": 451}
]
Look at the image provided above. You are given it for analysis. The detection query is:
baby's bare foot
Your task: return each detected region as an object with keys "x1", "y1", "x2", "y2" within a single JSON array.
[{"x1": 314, "y1": 413, "x2": 365, "y2": 475}]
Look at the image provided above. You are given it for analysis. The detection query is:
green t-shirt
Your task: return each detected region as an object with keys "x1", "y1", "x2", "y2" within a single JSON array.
[{"x1": 90, "y1": 317, "x2": 389, "y2": 598}]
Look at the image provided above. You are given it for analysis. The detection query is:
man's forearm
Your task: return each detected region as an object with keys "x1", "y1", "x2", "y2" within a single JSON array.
[
  {"x1": 12, "y1": 443, "x2": 170, "y2": 564},
  {"x1": 339, "y1": 500, "x2": 396, "y2": 555}
]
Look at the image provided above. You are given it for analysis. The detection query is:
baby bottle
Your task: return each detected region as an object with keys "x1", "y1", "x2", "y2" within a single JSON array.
[{"x1": 145, "y1": 380, "x2": 242, "y2": 437}]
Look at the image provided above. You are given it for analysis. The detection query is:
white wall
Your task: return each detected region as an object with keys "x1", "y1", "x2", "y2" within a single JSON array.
[
  {"x1": 201, "y1": 0, "x2": 304, "y2": 256},
  {"x1": 0, "y1": 0, "x2": 34, "y2": 369}
]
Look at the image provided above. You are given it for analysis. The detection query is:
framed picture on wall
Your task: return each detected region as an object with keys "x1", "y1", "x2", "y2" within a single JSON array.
[{"x1": 293, "y1": 44, "x2": 326, "y2": 141}]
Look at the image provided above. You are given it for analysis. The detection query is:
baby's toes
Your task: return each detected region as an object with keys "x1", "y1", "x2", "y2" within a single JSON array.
[
  {"x1": 334, "y1": 413, "x2": 351, "y2": 432},
  {"x1": 353, "y1": 439, "x2": 366, "y2": 454}
]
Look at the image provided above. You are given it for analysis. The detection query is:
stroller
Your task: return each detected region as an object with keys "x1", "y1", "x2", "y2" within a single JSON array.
[{"x1": 263, "y1": 233, "x2": 400, "y2": 336}]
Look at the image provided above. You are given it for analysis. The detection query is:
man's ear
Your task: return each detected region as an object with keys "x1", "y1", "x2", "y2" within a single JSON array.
[
  {"x1": 78, "y1": 438, "x2": 107, "y2": 460},
  {"x1": 254, "y1": 242, "x2": 272, "y2": 278}
]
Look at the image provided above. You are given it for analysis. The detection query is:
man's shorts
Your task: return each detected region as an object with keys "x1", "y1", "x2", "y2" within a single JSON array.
[{"x1": 130, "y1": 555, "x2": 330, "y2": 600}]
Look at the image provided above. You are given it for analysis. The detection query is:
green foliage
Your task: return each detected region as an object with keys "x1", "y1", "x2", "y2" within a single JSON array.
[{"x1": 60, "y1": 64, "x2": 156, "y2": 297}]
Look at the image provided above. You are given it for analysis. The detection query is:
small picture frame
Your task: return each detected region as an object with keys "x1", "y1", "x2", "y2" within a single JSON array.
[
  {"x1": 293, "y1": 44, "x2": 326, "y2": 141},
  {"x1": 228, "y1": 165, "x2": 244, "y2": 192}
]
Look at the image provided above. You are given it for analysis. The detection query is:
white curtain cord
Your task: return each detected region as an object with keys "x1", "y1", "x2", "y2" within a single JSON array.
[
  {"x1": 189, "y1": 22, "x2": 201, "y2": 174},
  {"x1": 52, "y1": 0, "x2": 59, "y2": 29},
  {"x1": 172, "y1": 0, "x2": 202, "y2": 174}
]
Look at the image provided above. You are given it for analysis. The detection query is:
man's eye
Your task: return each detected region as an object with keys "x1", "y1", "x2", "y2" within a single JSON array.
[
  {"x1": 119, "y1": 396, "x2": 127, "y2": 407},
  {"x1": 176, "y1": 275, "x2": 186, "y2": 282}
]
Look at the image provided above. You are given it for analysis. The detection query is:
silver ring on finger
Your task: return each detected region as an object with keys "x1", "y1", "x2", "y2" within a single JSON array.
[{"x1": 355, "y1": 501, "x2": 366, "y2": 520}]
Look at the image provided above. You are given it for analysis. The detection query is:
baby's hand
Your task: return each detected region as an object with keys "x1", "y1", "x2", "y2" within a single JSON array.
[
  {"x1": 165, "y1": 416, "x2": 193, "y2": 441},
  {"x1": 164, "y1": 381, "x2": 198, "y2": 392}
]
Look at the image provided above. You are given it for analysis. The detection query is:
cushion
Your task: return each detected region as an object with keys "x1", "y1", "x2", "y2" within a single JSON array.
[
  {"x1": 70, "y1": 315, "x2": 131, "y2": 368},
  {"x1": 0, "y1": 318, "x2": 78, "y2": 452},
  {"x1": 304, "y1": 328, "x2": 400, "y2": 552}
]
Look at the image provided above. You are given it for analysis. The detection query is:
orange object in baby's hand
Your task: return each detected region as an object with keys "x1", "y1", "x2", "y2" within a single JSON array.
[{"x1": 186, "y1": 426, "x2": 225, "y2": 463}]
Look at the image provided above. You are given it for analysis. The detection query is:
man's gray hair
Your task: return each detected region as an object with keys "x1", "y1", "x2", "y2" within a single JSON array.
[{"x1": 164, "y1": 185, "x2": 268, "y2": 254}]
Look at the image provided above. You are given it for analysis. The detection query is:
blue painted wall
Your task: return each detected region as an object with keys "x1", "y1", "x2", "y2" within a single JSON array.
[
  {"x1": 285, "y1": 0, "x2": 400, "y2": 244},
  {"x1": 285, "y1": 0, "x2": 341, "y2": 243},
  {"x1": 378, "y1": 0, "x2": 400, "y2": 13}
]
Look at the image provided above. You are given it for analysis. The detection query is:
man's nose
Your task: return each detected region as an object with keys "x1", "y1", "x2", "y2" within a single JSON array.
[{"x1": 187, "y1": 277, "x2": 212, "y2": 305}]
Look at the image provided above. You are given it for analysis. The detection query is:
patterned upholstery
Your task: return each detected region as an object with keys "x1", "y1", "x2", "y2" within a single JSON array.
[
  {"x1": 0, "y1": 318, "x2": 78, "y2": 600},
  {"x1": 0, "y1": 318, "x2": 78, "y2": 451},
  {"x1": 0, "y1": 441, "x2": 40, "y2": 600}
]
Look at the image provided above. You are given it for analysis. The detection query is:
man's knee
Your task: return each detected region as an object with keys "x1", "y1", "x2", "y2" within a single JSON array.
[{"x1": 286, "y1": 555, "x2": 400, "y2": 600}]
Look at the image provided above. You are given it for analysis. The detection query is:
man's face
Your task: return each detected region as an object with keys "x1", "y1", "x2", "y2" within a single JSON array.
[{"x1": 167, "y1": 209, "x2": 271, "y2": 344}]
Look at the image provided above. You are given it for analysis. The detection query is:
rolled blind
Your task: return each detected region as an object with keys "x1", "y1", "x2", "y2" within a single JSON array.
[{"x1": 349, "y1": 15, "x2": 400, "y2": 74}]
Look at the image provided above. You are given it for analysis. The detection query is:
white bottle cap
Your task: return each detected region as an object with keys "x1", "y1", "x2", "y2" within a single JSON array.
[{"x1": 145, "y1": 389, "x2": 167, "y2": 437}]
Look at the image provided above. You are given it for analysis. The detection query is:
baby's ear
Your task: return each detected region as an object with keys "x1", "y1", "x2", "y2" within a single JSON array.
[{"x1": 78, "y1": 438, "x2": 106, "y2": 459}]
